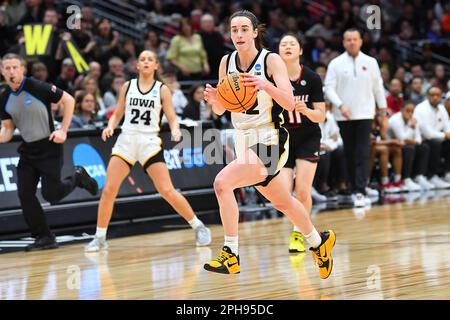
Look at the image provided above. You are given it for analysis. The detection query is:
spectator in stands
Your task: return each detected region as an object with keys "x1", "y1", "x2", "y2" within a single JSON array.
[
  {"x1": 305, "y1": 14, "x2": 337, "y2": 42},
  {"x1": 81, "y1": 6, "x2": 95, "y2": 32},
  {"x1": 388, "y1": 101, "x2": 432, "y2": 191},
  {"x1": 199, "y1": 13, "x2": 225, "y2": 78},
  {"x1": 381, "y1": 67, "x2": 391, "y2": 96},
  {"x1": 427, "y1": 19, "x2": 443, "y2": 41},
  {"x1": 144, "y1": 29, "x2": 168, "y2": 68},
  {"x1": 42, "y1": 7, "x2": 65, "y2": 81},
  {"x1": 411, "y1": 64, "x2": 431, "y2": 94},
  {"x1": 182, "y1": 84, "x2": 209, "y2": 121},
  {"x1": 414, "y1": 86, "x2": 450, "y2": 186},
  {"x1": 386, "y1": 78, "x2": 404, "y2": 115},
  {"x1": 307, "y1": 0, "x2": 336, "y2": 23},
  {"x1": 18, "y1": 0, "x2": 45, "y2": 25},
  {"x1": 409, "y1": 77, "x2": 425, "y2": 105},
  {"x1": 164, "y1": 0, "x2": 195, "y2": 18},
  {"x1": 284, "y1": 17, "x2": 306, "y2": 46},
  {"x1": 119, "y1": 37, "x2": 137, "y2": 63},
  {"x1": 368, "y1": 118, "x2": 404, "y2": 194},
  {"x1": 100, "y1": 56, "x2": 125, "y2": 94},
  {"x1": 70, "y1": 91, "x2": 100, "y2": 129},
  {"x1": 164, "y1": 68, "x2": 188, "y2": 117},
  {"x1": 75, "y1": 61, "x2": 103, "y2": 92},
  {"x1": 124, "y1": 57, "x2": 137, "y2": 80},
  {"x1": 81, "y1": 76, "x2": 106, "y2": 119},
  {"x1": 311, "y1": 37, "x2": 326, "y2": 65},
  {"x1": 335, "y1": 0, "x2": 356, "y2": 33},
  {"x1": 69, "y1": 23, "x2": 96, "y2": 62},
  {"x1": 166, "y1": 18, "x2": 209, "y2": 80},
  {"x1": 315, "y1": 103, "x2": 348, "y2": 196},
  {"x1": 31, "y1": 62, "x2": 48, "y2": 82},
  {"x1": 94, "y1": 18, "x2": 121, "y2": 72},
  {"x1": 190, "y1": 9, "x2": 202, "y2": 33},
  {"x1": 434, "y1": 64, "x2": 448, "y2": 92},
  {"x1": 266, "y1": 9, "x2": 285, "y2": 51},
  {"x1": 0, "y1": 8, "x2": 15, "y2": 56},
  {"x1": 103, "y1": 73, "x2": 126, "y2": 118},
  {"x1": 393, "y1": 66, "x2": 408, "y2": 92},
  {"x1": 88, "y1": 61, "x2": 102, "y2": 83},
  {"x1": 54, "y1": 58, "x2": 76, "y2": 95}
]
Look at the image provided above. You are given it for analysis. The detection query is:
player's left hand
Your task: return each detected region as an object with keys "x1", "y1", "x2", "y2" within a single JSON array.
[
  {"x1": 294, "y1": 100, "x2": 308, "y2": 115},
  {"x1": 49, "y1": 130, "x2": 67, "y2": 144},
  {"x1": 240, "y1": 73, "x2": 269, "y2": 94},
  {"x1": 171, "y1": 128, "x2": 182, "y2": 142}
]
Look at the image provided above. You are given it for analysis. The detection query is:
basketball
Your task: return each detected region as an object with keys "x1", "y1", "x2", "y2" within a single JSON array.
[{"x1": 216, "y1": 72, "x2": 257, "y2": 113}]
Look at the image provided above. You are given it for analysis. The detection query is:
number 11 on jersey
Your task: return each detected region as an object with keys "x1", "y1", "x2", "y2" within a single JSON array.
[{"x1": 288, "y1": 110, "x2": 301, "y2": 124}]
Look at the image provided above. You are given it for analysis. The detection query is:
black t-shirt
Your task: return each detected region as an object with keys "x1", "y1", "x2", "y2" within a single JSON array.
[
  {"x1": 283, "y1": 64, "x2": 324, "y2": 130},
  {"x1": 0, "y1": 77, "x2": 63, "y2": 142}
]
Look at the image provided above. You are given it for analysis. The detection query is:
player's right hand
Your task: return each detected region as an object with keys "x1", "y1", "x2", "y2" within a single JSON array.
[
  {"x1": 204, "y1": 84, "x2": 218, "y2": 104},
  {"x1": 102, "y1": 127, "x2": 114, "y2": 141}
]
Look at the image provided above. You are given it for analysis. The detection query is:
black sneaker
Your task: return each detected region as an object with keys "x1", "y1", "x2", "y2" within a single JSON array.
[
  {"x1": 25, "y1": 235, "x2": 59, "y2": 252},
  {"x1": 75, "y1": 166, "x2": 98, "y2": 196}
]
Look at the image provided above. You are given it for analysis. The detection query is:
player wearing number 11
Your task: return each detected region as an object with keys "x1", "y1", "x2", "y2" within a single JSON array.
[{"x1": 84, "y1": 50, "x2": 212, "y2": 252}]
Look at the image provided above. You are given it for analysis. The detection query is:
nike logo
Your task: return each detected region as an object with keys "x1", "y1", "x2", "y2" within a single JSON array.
[
  {"x1": 226, "y1": 257, "x2": 239, "y2": 268},
  {"x1": 320, "y1": 243, "x2": 329, "y2": 261}
]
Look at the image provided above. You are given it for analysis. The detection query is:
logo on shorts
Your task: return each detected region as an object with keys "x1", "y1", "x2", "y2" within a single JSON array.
[
  {"x1": 300, "y1": 80, "x2": 307, "y2": 86},
  {"x1": 72, "y1": 144, "x2": 106, "y2": 189},
  {"x1": 51, "y1": 85, "x2": 57, "y2": 93},
  {"x1": 255, "y1": 63, "x2": 261, "y2": 71}
]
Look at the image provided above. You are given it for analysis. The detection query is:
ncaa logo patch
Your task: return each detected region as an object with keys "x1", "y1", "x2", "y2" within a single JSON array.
[
  {"x1": 72, "y1": 144, "x2": 106, "y2": 189},
  {"x1": 255, "y1": 64, "x2": 261, "y2": 71}
]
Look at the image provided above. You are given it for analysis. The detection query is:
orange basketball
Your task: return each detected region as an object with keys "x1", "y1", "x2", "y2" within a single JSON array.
[{"x1": 216, "y1": 72, "x2": 257, "y2": 113}]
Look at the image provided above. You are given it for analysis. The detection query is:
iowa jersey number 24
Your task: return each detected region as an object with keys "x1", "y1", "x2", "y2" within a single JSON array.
[{"x1": 130, "y1": 109, "x2": 151, "y2": 125}]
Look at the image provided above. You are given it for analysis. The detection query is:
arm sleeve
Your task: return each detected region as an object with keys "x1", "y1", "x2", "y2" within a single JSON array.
[
  {"x1": 324, "y1": 61, "x2": 343, "y2": 107},
  {"x1": 372, "y1": 60, "x2": 387, "y2": 109},
  {"x1": 311, "y1": 73, "x2": 324, "y2": 102},
  {"x1": 30, "y1": 79, "x2": 64, "y2": 104}
]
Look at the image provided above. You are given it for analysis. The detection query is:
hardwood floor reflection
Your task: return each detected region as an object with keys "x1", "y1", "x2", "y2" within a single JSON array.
[{"x1": 0, "y1": 197, "x2": 449, "y2": 300}]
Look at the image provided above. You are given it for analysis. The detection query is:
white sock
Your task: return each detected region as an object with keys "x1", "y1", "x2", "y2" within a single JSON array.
[
  {"x1": 394, "y1": 174, "x2": 401, "y2": 183},
  {"x1": 188, "y1": 216, "x2": 203, "y2": 230},
  {"x1": 224, "y1": 235, "x2": 239, "y2": 255},
  {"x1": 293, "y1": 225, "x2": 302, "y2": 233},
  {"x1": 304, "y1": 228, "x2": 322, "y2": 249},
  {"x1": 381, "y1": 176, "x2": 389, "y2": 184},
  {"x1": 96, "y1": 227, "x2": 107, "y2": 238}
]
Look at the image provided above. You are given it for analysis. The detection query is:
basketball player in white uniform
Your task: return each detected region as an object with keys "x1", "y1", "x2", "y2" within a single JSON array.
[
  {"x1": 85, "y1": 50, "x2": 211, "y2": 252},
  {"x1": 203, "y1": 10, "x2": 335, "y2": 279}
]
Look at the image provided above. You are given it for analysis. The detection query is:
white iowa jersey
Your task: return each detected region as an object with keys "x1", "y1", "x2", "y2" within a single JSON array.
[
  {"x1": 122, "y1": 79, "x2": 164, "y2": 134},
  {"x1": 227, "y1": 48, "x2": 284, "y2": 130}
]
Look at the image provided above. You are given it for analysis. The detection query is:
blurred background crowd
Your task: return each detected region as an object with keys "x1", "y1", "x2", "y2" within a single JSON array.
[{"x1": 1, "y1": 0, "x2": 450, "y2": 198}]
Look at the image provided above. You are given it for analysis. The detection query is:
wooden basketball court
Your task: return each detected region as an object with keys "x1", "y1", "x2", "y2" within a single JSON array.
[{"x1": 0, "y1": 196, "x2": 449, "y2": 300}]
